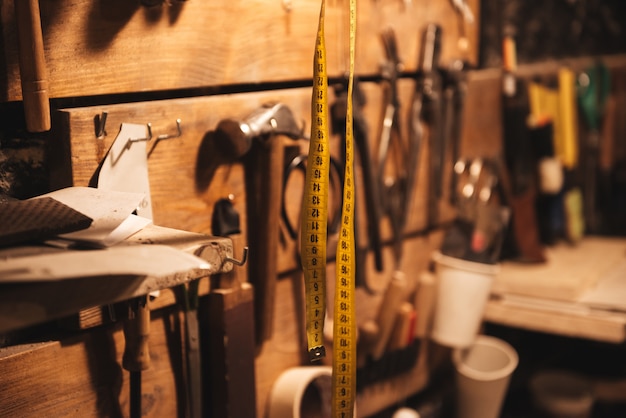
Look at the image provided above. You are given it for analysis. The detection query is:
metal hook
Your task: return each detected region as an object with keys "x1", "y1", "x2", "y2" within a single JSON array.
[
  {"x1": 224, "y1": 246, "x2": 249, "y2": 267},
  {"x1": 156, "y1": 118, "x2": 182, "y2": 141},
  {"x1": 110, "y1": 125, "x2": 153, "y2": 166},
  {"x1": 95, "y1": 111, "x2": 108, "y2": 139},
  {"x1": 147, "y1": 119, "x2": 183, "y2": 157},
  {"x1": 128, "y1": 123, "x2": 153, "y2": 145}
]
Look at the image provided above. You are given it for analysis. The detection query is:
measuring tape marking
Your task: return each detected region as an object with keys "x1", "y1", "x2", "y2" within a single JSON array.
[
  {"x1": 301, "y1": 0, "x2": 330, "y2": 362},
  {"x1": 301, "y1": 0, "x2": 357, "y2": 412},
  {"x1": 332, "y1": 0, "x2": 357, "y2": 416}
]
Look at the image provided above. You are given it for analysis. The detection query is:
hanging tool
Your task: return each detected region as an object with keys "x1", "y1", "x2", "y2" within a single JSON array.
[
  {"x1": 368, "y1": 28, "x2": 423, "y2": 377},
  {"x1": 450, "y1": 0, "x2": 474, "y2": 53},
  {"x1": 443, "y1": 158, "x2": 510, "y2": 263},
  {"x1": 557, "y1": 67, "x2": 585, "y2": 243},
  {"x1": 499, "y1": 34, "x2": 546, "y2": 262},
  {"x1": 331, "y1": 78, "x2": 384, "y2": 292},
  {"x1": 501, "y1": 89, "x2": 547, "y2": 261},
  {"x1": 471, "y1": 169, "x2": 509, "y2": 263},
  {"x1": 369, "y1": 271, "x2": 408, "y2": 360},
  {"x1": 122, "y1": 295, "x2": 151, "y2": 418},
  {"x1": 577, "y1": 62, "x2": 610, "y2": 233},
  {"x1": 205, "y1": 197, "x2": 255, "y2": 418},
  {"x1": 176, "y1": 280, "x2": 202, "y2": 418},
  {"x1": 414, "y1": 24, "x2": 444, "y2": 231},
  {"x1": 377, "y1": 27, "x2": 420, "y2": 266},
  {"x1": 174, "y1": 280, "x2": 204, "y2": 416},
  {"x1": 441, "y1": 158, "x2": 482, "y2": 260},
  {"x1": 214, "y1": 102, "x2": 304, "y2": 346},
  {"x1": 14, "y1": 0, "x2": 50, "y2": 132},
  {"x1": 450, "y1": 0, "x2": 474, "y2": 24},
  {"x1": 174, "y1": 248, "x2": 210, "y2": 418},
  {"x1": 445, "y1": 60, "x2": 469, "y2": 206}
]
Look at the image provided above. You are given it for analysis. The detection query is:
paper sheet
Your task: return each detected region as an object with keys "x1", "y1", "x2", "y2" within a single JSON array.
[
  {"x1": 98, "y1": 122, "x2": 154, "y2": 220},
  {"x1": 35, "y1": 187, "x2": 150, "y2": 247}
]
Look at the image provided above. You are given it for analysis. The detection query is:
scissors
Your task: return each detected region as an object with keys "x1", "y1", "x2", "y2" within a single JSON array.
[
  {"x1": 377, "y1": 27, "x2": 421, "y2": 267},
  {"x1": 280, "y1": 147, "x2": 344, "y2": 254}
]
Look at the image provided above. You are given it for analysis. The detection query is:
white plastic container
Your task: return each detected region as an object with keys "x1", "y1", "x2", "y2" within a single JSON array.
[
  {"x1": 431, "y1": 252, "x2": 499, "y2": 348},
  {"x1": 453, "y1": 335, "x2": 519, "y2": 418}
]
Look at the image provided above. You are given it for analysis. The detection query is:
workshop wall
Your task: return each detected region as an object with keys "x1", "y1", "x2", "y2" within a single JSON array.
[
  {"x1": 3, "y1": 0, "x2": 626, "y2": 417},
  {"x1": 0, "y1": 1, "x2": 481, "y2": 417}
]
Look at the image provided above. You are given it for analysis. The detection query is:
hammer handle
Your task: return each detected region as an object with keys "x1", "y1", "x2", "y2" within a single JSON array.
[
  {"x1": 245, "y1": 136, "x2": 285, "y2": 345},
  {"x1": 15, "y1": 0, "x2": 50, "y2": 132}
]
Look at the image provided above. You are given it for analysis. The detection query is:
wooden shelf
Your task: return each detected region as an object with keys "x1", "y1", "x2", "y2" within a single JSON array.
[{"x1": 0, "y1": 224, "x2": 232, "y2": 334}]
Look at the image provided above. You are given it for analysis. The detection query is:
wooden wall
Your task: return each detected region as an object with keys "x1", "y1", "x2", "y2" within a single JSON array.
[
  {"x1": 0, "y1": 0, "x2": 480, "y2": 417},
  {"x1": 0, "y1": 0, "x2": 479, "y2": 100}
]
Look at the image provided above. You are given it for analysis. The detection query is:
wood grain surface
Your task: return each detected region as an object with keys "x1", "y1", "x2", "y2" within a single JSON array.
[{"x1": 0, "y1": 0, "x2": 479, "y2": 100}]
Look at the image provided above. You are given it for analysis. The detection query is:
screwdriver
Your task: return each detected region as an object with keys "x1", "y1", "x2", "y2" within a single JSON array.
[{"x1": 123, "y1": 296, "x2": 151, "y2": 418}]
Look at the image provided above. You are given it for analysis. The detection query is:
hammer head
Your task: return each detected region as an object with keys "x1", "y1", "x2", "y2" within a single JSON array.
[
  {"x1": 214, "y1": 103, "x2": 303, "y2": 159},
  {"x1": 214, "y1": 118, "x2": 253, "y2": 160}
]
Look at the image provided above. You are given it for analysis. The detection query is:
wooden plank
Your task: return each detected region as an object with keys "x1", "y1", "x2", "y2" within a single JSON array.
[
  {"x1": 0, "y1": 0, "x2": 479, "y2": 100},
  {"x1": 0, "y1": 308, "x2": 186, "y2": 418},
  {"x1": 51, "y1": 89, "x2": 315, "y2": 239}
]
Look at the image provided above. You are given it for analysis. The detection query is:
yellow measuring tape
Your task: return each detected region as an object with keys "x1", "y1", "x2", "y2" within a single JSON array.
[
  {"x1": 332, "y1": 0, "x2": 356, "y2": 416},
  {"x1": 301, "y1": 0, "x2": 357, "y2": 415},
  {"x1": 301, "y1": 0, "x2": 330, "y2": 363}
]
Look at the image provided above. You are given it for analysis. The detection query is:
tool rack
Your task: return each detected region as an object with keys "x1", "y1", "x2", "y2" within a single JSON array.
[
  {"x1": 0, "y1": 0, "x2": 483, "y2": 416},
  {"x1": 3, "y1": 1, "x2": 626, "y2": 414},
  {"x1": 3, "y1": 0, "x2": 626, "y2": 415}
]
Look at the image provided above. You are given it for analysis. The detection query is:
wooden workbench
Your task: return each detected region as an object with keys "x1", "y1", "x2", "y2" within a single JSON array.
[
  {"x1": 0, "y1": 224, "x2": 233, "y2": 334},
  {"x1": 484, "y1": 236, "x2": 626, "y2": 344}
]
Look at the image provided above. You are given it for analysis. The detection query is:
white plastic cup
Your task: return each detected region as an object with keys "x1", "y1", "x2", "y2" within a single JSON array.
[
  {"x1": 453, "y1": 335, "x2": 519, "y2": 418},
  {"x1": 529, "y1": 370, "x2": 594, "y2": 418},
  {"x1": 431, "y1": 252, "x2": 499, "y2": 348}
]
